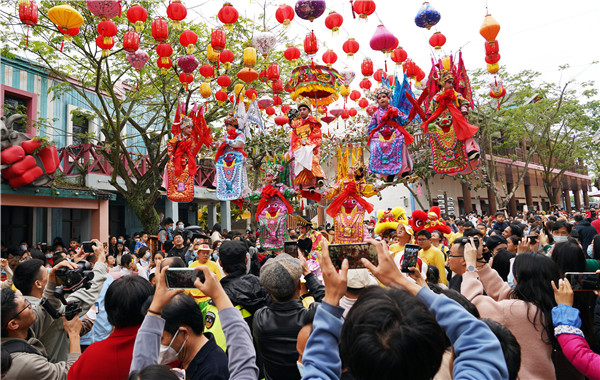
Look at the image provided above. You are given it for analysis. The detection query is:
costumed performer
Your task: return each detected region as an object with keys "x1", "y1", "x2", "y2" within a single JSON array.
[
  {"x1": 288, "y1": 98, "x2": 325, "y2": 190},
  {"x1": 421, "y1": 56, "x2": 480, "y2": 175},
  {"x1": 165, "y1": 104, "x2": 211, "y2": 203},
  {"x1": 215, "y1": 114, "x2": 249, "y2": 201},
  {"x1": 247, "y1": 158, "x2": 296, "y2": 251},
  {"x1": 367, "y1": 87, "x2": 414, "y2": 182},
  {"x1": 373, "y1": 207, "x2": 409, "y2": 239},
  {"x1": 296, "y1": 215, "x2": 324, "y2": 279},
  {"x1": 323, "y1": 148, "x2": 377, "y2": 244}
]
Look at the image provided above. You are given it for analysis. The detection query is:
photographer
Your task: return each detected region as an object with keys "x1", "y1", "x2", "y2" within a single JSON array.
[
  {"x1": 1, "y1": 261, "x2": 83, "y2": 380},
  {"x1": 11, "y1": 240, "x2": 108, "y2": 363}
]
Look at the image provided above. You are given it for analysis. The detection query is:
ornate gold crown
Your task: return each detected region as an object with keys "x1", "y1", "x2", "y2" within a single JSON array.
[
  {"x1": 297, "y1": 97, "x2": 312, "y2": 110},
  {"x1": 336, "y1": 145, "x2": 365, "y2": 182}
]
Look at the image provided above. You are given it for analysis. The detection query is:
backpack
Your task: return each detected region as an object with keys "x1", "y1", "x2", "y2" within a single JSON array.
[{"x1": 2, "y1": 340, "x2": 46, "y2": 358}]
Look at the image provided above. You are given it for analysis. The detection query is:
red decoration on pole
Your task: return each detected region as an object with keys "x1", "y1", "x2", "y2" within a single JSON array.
[
  {"x1": 151, "y1": 18, "x2": 169, "y2": 42},
  {"x1": 218, "y1": 2, "x2": 239, "y2": 31},
  {"x1": 361, "y1": 58, "x2": 374, "y2": 77},
  {"x1": 304, "y1": 31, "x2": 318, "y2": 56},
  {"x1": 429, "y1": 31, "x2": 446, "y2": 50},
  {"x1": 166, "y1": 0, "x2": 187, "y2": 30},
  {"x1": 272, "y1": 95, "x2": 282, "y2": 106},
  {"x1": 325, "y1": 11, "x2": 343, "y2": 33},
  {"x1": 275, "y1": 4, "x2": 295, "y2": 26},
  {"x1": 265, "y1": 107, "x2": 276, "y2": 116},
  {"x1": 211, "y1": 28, "x2": 227, "y2": 52},
  {"x1": 342, "y1": 38, "x2": 359, "y2": 57},
  {"x1": 122, "y1": 30, "x2": 140, "y2": 53},
  {"x1": 127, "y1": 4, "x2": 148, "y2": 32},
  {"x1": 19, "y1": 0, "x2": 38, "y2": 46}
]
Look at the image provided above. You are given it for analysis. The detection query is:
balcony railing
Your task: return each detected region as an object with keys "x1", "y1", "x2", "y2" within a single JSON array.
[{"x1": 58, "y1": 144, "x2": 215, "y2": 187}]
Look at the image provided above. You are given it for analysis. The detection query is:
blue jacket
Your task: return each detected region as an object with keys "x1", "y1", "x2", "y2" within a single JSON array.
[{"x1": 302, "y1": 287, "x2": 509, "y2": 380}]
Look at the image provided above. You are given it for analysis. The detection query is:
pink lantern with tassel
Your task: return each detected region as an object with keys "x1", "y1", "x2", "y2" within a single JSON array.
[
  {"x1": 177, "y1": 55, "x2": 199, "y2": 74},
  {"x1": 126, "y1": 49, "x2": 149, "y2": 71},
  {"x1": 370, "y1": 24, "x2": 396, "y2": 53},
  {"x1": 86, "y1": 0, "x2": 121, "y2": 19}
]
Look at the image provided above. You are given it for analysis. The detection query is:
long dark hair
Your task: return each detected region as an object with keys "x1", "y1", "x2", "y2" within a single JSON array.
[
  {"x1": 551, "y1": 240, "x2": 586, "y2": 275},
  {"x1": 592, "y1": 235, "x2": 600, "y2": 261},
  {"x1": 510, "y1": 252, "x2": 560, "y2": 344}
]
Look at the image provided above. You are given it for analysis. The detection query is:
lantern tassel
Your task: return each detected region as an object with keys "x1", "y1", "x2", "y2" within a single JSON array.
[
  {"x1": 350, "y1": 0, "x2": 356, "y2": 19},
  {"x1": 26, "y1": 26, "x2": 29, "y2": 46},
  {"x1": 136, "y1": 79, "x2": 139, "y2": 90},
  {"x1": 60, "y1": 40, "x2": 64, "y2": 52}
]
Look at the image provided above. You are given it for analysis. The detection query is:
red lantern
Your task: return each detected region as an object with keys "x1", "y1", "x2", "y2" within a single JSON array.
[
  {"x1": 272, "y1": 79, "x2": 284, "y2": 93},
  {"x1": 429, "y1": 31, "x2": 446, "y2": 50},
  {"x1": 257, "y1": 69, "x2": 267, "y2": 83},
  {"x1": 156, "y1": 57, "x2": 172, "y2": 74},
  {"x1": 361, "y1": 58, "x2": 374, "y2": 77},
  {"x1": 237, "y1": 68, "x2": 259, "y2": 84},
  {"x1": 275, "y1": 4, "x2": 295, "y2": 26},
  {"x1": 266, "y1": 106, "x2": 276, "y2": 116},
  {"x1": 179, "y1": 30, "x2": 197, "y2": 54},
  {"x1": 267, "y1": 64, "x2": 280, "y2": 82},
  {"x1": 350, "y1": 90, "x2": 361, "y2": 101},
  {"x1": 304, "y1": 31, "x2": 318, "y2": 56},
  {"x1": 348, "y1": 108, "x2": 358, "y2": 117},
  {"x1": 97, "y1": 20, "x2": 117, "y2": 45},
  {"x1": 19, "y1": 0, "x2": 38, "y2": 46},
  {"x1": 57, "y1": 26, "x2": 79, "y2": 52},
  {"x1": 485, "y1": 53, "x2": 501, "y2": 64},
  {"x1": 211, "y1": 28, "x2": 227, "y2": 52},
  {"x1": 215, "y1": 90, "x2": 228, "y2": 105},
  {"x1": 358, "y1": 98, "x2": 369, "y2": 109},
  {"x1": 325, "y1": 11, "x2": 343, "y2": 33},
  {"x1": 282, "y1": 105, "x2": 291, "y2": 114},
  {"x1": 387, "y1": 74, "x2": 395, "y2": 85},
  {"x1": 275, "y1": 115, "x2": 289, "y2": 126},
  {"x1": 391, "y1": 47, "x2": 407, "y2": 65},
  {"x1": 485, "y1": 40, "x2": 499, "y2": 55},
  {"x1": 217, "y1": 75, "x2": 231, "y2": 88},
  {"x1": 219, "y1": 49, "x2": 235, "y2": 67},
  {"x1": 322, "y1": 50, "x2": 337, "y2": 67},
  {"x1": 284, "y1": 46, "x2": 301, "y2": 64},
  {"x1": 341, "y1": 110, "x2": 350, "y2": 119},
  {"x1": 179, "y1": 73, "x2": 193, "y2": 90},
  {"x1": 359, "y1": 78, "x2": 372, "y2": 90},
  {"x1": 273, "y1": 95, "x2": 282, "y2": 106},
  {"x1": 218, "y1": 2, "x2": 239, "y2": 31},
  {"x1": 373, "y1": 69, "x2": 385, "y2": 82},
  {"x1": 353, "y1": 0, "x2": 376, "y2": 20},
  {"x1": 122, "y1": 30, "x2": 139, "y2": 53},
  {"x1": 403, "y1": 59, "x2": 417, "y2": 78},
  {"x1": 246, "y1": 88, "x2": 258, "y2": 100},
  {"x1": 95, "y1": 35, "x2": 115, "y2": 57},
  {"x1": 199, "y1": 64, "x2": 214, "y2": 81},
  {"x1": 415, "y1": 68, "x2": 426, "y2": 82},
  {"x1": 156, "y1": 43, "x2": 173, "y2": 64},
  {"x1": 366, "y1": 104, "x2": 377, "y2": 116},
  {"x1": 127, "y1": 4, "x2": 147, "y2": 32},
  {"x1": 342, "y1": 38, "x2": 359, "y2": 57},
  {"x1": 166, "y1": 0, "x2": 187, "y2": 30},
  {"x1": 152, "y1": 18, "x2": 168, "y2": 42}
]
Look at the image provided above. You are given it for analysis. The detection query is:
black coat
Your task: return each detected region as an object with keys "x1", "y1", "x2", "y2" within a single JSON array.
[{"x1": 575, "y1": 219, "x2": 598, "y2": 252}]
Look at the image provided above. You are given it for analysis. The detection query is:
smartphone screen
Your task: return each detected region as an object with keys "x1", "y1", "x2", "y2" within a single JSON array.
[
  {"x1": 328, "y1": 243, "x2": 378, "y2": 270},
  {"x1": 284, "y1": 241, "x2": 298, "y2": 258},
  {"x1": 165, "y1": 268, "x2": 205, "y2": 289},
  {"x1": 565, "y1": 272, "x2": 600, "y2": 291},
  {"x1": 402, "y1": 244, "x2": 420, "y2": 273}
]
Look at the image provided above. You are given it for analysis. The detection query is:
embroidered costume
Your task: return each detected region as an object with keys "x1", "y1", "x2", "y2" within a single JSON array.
[
  {"x1": 215, "y1": 116, "x2": 249, "y2": 201},
  {"x1": 165, "y1": 104, "x2": 212, "y2": 203},
  {"x1": 367, "y1": 88, "x2": 414, "y2": 180},
  {"x1": 288, "y1": 98, "x2": 325, "y2": 189}
]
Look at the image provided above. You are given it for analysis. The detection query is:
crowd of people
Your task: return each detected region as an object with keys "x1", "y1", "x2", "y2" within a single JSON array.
[{"x1": 2, "y1": 206, "x2": 600, "y2": 380}]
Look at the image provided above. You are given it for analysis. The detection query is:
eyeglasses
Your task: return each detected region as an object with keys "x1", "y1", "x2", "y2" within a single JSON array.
[
  {"x1": 416, "y1": 238, "x2": 429, "y2": 242},
  {"x1": 8, "y1": 299, "x2": 31, "y2": 322},
  {"x1": 448, "y1": 254, "x2": 464, "y2": 258}
]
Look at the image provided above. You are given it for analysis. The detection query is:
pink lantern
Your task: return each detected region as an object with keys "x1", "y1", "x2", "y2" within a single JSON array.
[
  {"x1": 177, "y1": 55, "x2": 199, "y2": 74},
  {"x1": 126, "y1": 50, "x2": 149, "y2": 71},
  {"x1": 257, "y1": 96, "x2": 274, "y2": 108},
  {"x1": 321, "y1": 112, "x2": 336, "y2": 124},
  {"x1": 329, "y1": 107, "x2": 345, "y2": 117},
  {"x1": 370, "y1": 24, "x2": 396, "y2": 53},
  {"x1": 86, "y1": 0, "x2": 121, "y2": 19}
]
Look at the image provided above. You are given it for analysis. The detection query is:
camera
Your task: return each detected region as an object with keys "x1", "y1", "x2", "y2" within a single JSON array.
[
  {"x1": 82, "y1": 241, "x2": 97, "y2": 254},
  {"x1": 49, "y1": 260, "x2": 95, "y2": 320}
]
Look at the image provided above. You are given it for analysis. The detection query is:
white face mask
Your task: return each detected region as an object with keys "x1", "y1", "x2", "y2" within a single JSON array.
[
  {"x1": 297, "y1": 361, "x2": 305, "y2": 377},
  {"x1": 553, "y1": 235, "x2": 568, "y2": 243},
  {"x1": 158, "y1": 330, "x2": 188, "y2": 365},
  {"x1": 587, "y1": 244, "x2": 594, "y2": 258}
]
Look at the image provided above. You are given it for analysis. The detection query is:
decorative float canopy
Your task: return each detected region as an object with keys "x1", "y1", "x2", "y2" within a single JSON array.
[{"x1": 285, "y1": 64, "x2": 343, "y2": 106}]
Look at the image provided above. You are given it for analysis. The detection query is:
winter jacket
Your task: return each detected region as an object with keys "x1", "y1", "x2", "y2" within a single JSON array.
[
  {"x1": 574, "y1": 219, "x2": 598, "y2": 252},
  {"x1": 554, "y1": 304, "x2": 600, "y2": 380}
]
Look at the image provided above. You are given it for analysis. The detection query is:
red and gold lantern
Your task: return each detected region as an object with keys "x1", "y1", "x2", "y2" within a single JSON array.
[
  {"x1": 304, "y1": 31, "x2": 318, "y2": 56},
  {"x1": 211, "y1": 28, "x2": 227, "y2": 52},
  {"x1": 429, "y1": 31, "x2": 446, "y2": 50},
  {"x1": 215, "y1": 89, "x2": 228, "y2": 105},
  {"x1": 219, "y1": 49, "x2": 234, "y2": 69},
  {"x1": 267, "y1": 63, "x2": 280, "y2": 82},
  {"x1": 127, "y1": 4, "x2": 147, "y2": 32},
  {"x1": 352, "y1": 0, "x2": 376, "y2": 20},
  {"x1": 156, "y1": 43, "x2": 173, "y2": 64},
  {"x1": 322, "y1": 50, "x2": 337, "y2": 67},
  {"x1": 95, "y1": 35, "x2": 114, "y2": 57},
  {"x1": 166, "y1": 0, "x2": 187, "y2": 30},
  {"x1": 97, "y1": 20, "x2": 117, "y2": 45},
  {"x1": 391, "y1": 47, "x2": 407, "y2": 65},
  {"x1": 151, "y1": 18, "x2": 168, "y2": 42},
  {"x1": 325, "y1": 11, "x2": 343, "y2": 33},
  {"x1": 275, "y1": 4, "x2": 295, "y2": 26},
  {"x1": 156, "y1": 57, "x2": 172, "y2": 74},
  {"x1": 342, "y1": 38, "x2": 359, "y2": 57},
  {"x1": 358, "y1": 98, "x2": 369, "y2": 109},
  {"x1": 359, "y1": 78, "x2": 371, "y2": 91},
  {"x1": 179, "y1": 72, "x2": 193, "y2": 90},
  {"x1": 122, "y1": 30, "x2": 140, "y2": 53},
  {"x1": 217, "y1": 75, "x2": 231, "y2": 89},
  {"x1": 361, "y1": 58, "x2": 374, "y2": 77},
  {"x1": 218, "y1": 2, "x2": 239, "y2": 31},
  {"x1": 179, "y1": 29, "x2": 197, "y2": 54},
  {"x1": 19, "y1": 0, "x2": 38, "y2": 46},
  {"x1": 284, "y1": 46, "x2": 301, "y2": 65},
  {"x1": 199, "y1": 64, "x2": 215, "y2": 82}
]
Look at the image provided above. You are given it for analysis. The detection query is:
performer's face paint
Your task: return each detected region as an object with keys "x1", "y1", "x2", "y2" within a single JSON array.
[
  {"x1": 443, "y1": 78, "x2": 454, "y2": 90},
  {"x1": 182, "y1": 124, "x2": 193, "y2": 137}
]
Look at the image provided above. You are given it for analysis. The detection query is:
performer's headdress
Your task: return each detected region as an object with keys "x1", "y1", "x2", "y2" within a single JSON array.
[
  {"x1": 296, "y1": 215, "x2": 312, "y2": 228},
  {"x1": 224, "y1": 111, "x2": 239, "y2": 129},
  {"x1": 373, "y1": 87, "x2": 393, "y2": 99},
  {"x1": 297, "y1": 97, "x2": 312, "y2": 111},
  {"x1": 171, "y1": 103, "x2": 213, "y2": 147},
  {"x1": 264, "y1": 154, "x2": 285, "y2": 177},
  {"x1": 180, "y1": 115, "x2": 193, "y2": 129}
]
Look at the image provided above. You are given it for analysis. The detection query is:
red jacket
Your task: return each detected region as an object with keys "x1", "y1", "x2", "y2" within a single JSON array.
[{"x1": 68, "y1": 325, "x2": 141, "y2": 380}]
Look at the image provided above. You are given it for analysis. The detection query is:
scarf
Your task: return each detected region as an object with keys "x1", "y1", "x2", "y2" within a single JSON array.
[
  {"x1": 421, "y1": 89, "x2": 479, "y2": 140},
  {"x1": 368, "y1": 107, "x2": 414, "y2": 144},
  {"x1": 173, "y1": 137, "x2": 196, "y2": 178},
  {"x1": 215, "y1": 129, "x2": 248, "y2": 161}
]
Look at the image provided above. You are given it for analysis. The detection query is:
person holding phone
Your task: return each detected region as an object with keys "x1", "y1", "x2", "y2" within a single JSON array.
[{"x1": 415, "y1": 230, "x2": 447, "y2": 285}]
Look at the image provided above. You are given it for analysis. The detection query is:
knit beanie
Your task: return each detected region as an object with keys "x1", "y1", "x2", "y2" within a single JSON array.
[{"x1": 259, "y1": 253, "x2": 302, "y2": 300}]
